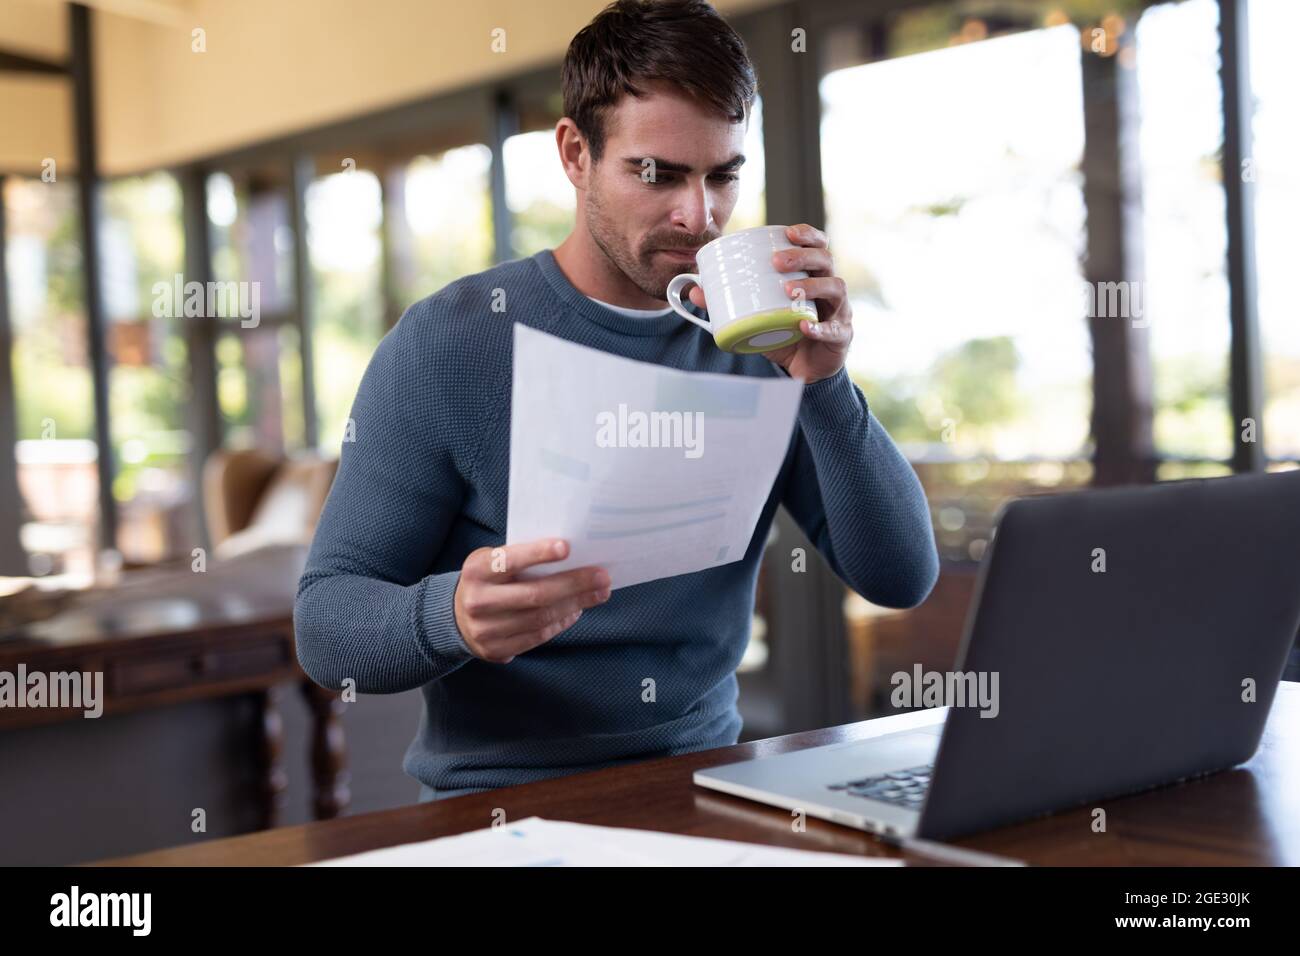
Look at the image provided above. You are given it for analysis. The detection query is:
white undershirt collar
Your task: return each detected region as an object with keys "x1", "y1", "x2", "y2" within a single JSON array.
[{"x1": 584, "y1": 294, "x2": 675, "y2": 319}]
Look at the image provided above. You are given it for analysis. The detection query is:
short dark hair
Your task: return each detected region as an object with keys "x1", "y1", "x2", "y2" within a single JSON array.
[{"x1": 562, "y1": 0, "x2": 757, "y2": 163}]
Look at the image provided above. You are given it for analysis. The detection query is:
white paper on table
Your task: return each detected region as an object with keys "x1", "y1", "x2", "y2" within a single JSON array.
[
  {"x1": 306, "y1": 817, "x2": 903, "y2": 867},
  {"x1": 506, "y1": 324, "x2": 803, "y2": 590}
]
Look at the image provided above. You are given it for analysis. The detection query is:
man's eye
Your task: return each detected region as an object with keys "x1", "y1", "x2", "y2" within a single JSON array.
[{"x1": 639, "y1": 173, "x2": 739, "y2": 186}]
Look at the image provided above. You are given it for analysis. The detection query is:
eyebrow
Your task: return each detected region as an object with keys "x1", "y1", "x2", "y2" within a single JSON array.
[{"x1": 622, "y1": 154, "x2": 746, "y2": 175}]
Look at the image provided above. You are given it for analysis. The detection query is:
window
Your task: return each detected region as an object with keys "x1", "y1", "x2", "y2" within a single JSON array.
[
  {"x1": 102, "y1": 173, "x2": 194, "y2": 563},
  {"x1": 1249, "y1": 0, "x2": 1300, "y2": 463},
  {"x1": 504, "y1": 130, "x2": 574, "y2": 259},
  {"x1": 206, "y1": 169, "x2": 305, "y2": 451},
  {"x1": 4, "y1": 177, "x2": 99, "y2": 577},
  {"x1": 1137, "y1": 0, "x2": 1233, "y2": 470},
  {"x1": 820, "y1": 23, "x2": 1093, "y2": 564},
  {"x1": 208, "y1": 170, "x2": 296, "y2": 316},
  {"x1": 387, "y1": 145, "x2": 494, "y2": 304},
  {"x1": 215, "y1": 324, "x2": 304, "y2": 453},
  {"x1": 306, "y1": 166, "x2": 384, "y2": 452}
]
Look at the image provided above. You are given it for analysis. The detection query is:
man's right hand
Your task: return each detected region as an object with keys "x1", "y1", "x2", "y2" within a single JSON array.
[{"x1": 453, "y1": 539, "x2": 611, "y2": 663}]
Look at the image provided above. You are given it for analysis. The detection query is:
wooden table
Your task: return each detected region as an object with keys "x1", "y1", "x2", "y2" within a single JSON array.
[
  {"x1": 94, "y1": 681, "x2": 1300, "y2": 866},
  {"x1": 0, "y1": 544, "x2": 348, "y2": 827}
]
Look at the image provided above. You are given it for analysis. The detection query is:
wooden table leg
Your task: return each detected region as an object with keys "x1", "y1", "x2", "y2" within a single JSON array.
[
  {"x1": 256, "y1": 685, "x2": 289, "y2": 830},
  {"x1": 301, "y1": 680, "x2": 350, "y2": 820}
]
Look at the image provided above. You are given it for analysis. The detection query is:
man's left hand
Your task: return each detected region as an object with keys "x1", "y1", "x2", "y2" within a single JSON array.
[
  {"x1": 766, "y1": 223, "x2": 853, "y2": 383},
  {"x1": 686, "y1": 224, "x2": 853, "y2": 383}
]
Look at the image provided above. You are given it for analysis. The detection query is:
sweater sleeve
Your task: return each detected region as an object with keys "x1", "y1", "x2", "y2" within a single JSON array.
[
  {"x1": 294, "y1": 306, "x2": 479, "y2": 693},
  {"x1": 780, "y1": 366, "x2": 940, "y2": 608}
]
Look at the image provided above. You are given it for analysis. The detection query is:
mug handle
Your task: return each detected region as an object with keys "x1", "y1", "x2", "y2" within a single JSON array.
[{"x1": 666, "y1": 274, "x2": 713, "y2": 333}]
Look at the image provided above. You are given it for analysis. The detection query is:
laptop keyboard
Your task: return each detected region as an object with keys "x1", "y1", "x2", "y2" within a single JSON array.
[{"x1": 827, "y1": 763, "x2": 933, "y2": 810}]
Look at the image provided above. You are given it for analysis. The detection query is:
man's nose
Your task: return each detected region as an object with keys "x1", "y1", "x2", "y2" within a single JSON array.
[{"x1": 671, "y1": 178, "x2": 715, "y2": 237}]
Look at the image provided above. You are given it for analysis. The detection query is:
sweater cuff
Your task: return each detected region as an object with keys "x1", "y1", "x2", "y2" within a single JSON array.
[
  {"x1": 417, "y1": 570, "x2": 477, "y2": 664},
  {"x1": 799, "y1": 366, "x2": 867, "y2": 430}
]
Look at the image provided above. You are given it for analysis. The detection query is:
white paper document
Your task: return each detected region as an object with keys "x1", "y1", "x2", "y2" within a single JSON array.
[
  {"x1": 506, "y1": 325, "x2": 803, "y2": 590},
  {"x1": 308, "y1": 817, "x2": 902, "y2": 867}
]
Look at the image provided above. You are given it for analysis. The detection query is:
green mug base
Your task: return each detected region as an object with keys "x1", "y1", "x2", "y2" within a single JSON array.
[{"x1": 715, "y1": 309, "x2": 816, "y2": 353}]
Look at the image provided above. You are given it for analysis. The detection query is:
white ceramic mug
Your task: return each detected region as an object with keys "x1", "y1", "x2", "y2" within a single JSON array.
[{"x1": 665, "y1": 225, "x2": 819, "y2": 353}]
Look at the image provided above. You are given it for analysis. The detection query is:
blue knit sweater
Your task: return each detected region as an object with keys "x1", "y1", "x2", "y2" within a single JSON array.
[{"x1": 294, "y1": 248, "x2": 939, "y2": 795}]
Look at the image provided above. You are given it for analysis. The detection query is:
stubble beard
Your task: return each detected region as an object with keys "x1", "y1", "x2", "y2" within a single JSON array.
[{"x1": 585, "y1": 176, "x2": 687, "y2": 302}]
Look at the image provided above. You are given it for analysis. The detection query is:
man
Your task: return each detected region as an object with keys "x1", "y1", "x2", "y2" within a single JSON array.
[{"x1": 294, "y1": 0, "x2": 939, "y2": 802}]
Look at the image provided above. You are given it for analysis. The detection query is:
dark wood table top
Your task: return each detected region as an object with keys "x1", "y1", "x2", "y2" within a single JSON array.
[
  {"x1": 1, "y1": 543, "x2": 306, "y2": 656},
  {"x1": 94, "y1": 680, "x2": 1300, "y2": 866},
  {"x1": 0, "y1": 544, "x2": 308, "y2": 730}
]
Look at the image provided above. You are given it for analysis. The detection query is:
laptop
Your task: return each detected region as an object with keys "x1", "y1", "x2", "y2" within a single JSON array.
[{"x1": 695, "y1": 469, "x2": 1300, "y2": 843}]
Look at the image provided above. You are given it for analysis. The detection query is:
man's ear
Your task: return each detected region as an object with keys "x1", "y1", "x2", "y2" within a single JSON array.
[{"x1": 555, "y1": 118, "x2": 589, "y2": 189}]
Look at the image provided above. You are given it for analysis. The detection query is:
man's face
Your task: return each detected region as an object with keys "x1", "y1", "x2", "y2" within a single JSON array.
[{"x1": 584, "y1": 81, "x2": 747, "y2": 300}]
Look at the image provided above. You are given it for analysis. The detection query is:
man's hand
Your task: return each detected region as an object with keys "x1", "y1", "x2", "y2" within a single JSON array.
[
  {"x1": 688, "y1": 223, "x2": 853, "y2": 384},
  {"x1": 453, "y1": 538, "x2": 611, "y2": 663}
]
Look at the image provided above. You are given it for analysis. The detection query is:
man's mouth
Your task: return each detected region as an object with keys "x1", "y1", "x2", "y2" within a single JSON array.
[{"x1": 656, "y1": 248, "x2": 699, "y2": 262}]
